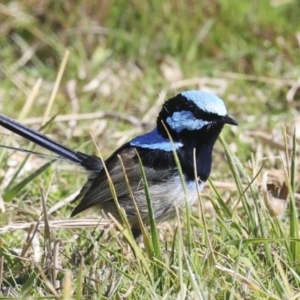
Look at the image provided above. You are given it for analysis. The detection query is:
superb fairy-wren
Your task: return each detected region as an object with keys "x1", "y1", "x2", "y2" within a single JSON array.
[{"x1": 0, "y1": 90, "x2": 237, "y2": 237}]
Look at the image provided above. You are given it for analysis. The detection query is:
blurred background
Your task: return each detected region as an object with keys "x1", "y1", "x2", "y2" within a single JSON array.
[
  {"x1": 1, "y1": 1, "x2": 299, "y2": 159},
  {"x1": 1, "y1": 0, "x2": 300, "y2": 236},
  {"x1": 1, "y1": 1, "x2": 300, "y2": 298}
]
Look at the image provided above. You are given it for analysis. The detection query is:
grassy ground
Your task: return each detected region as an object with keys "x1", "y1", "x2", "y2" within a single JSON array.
[{"x1": 0, "y1": 0, "x2": 300, "y2": 298}]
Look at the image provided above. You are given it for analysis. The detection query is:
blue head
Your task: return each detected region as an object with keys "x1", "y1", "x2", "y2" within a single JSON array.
[
  {"x1": 157, "y1": 90, "x2": 237, "y2": 139},
  {"x1": 131, "y1": 90, "x2": 237, "y2": 151}
]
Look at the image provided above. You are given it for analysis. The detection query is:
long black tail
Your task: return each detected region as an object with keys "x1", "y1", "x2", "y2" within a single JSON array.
[{"x1": 0, "y1": 113, "x2": 102, "y2": 171}]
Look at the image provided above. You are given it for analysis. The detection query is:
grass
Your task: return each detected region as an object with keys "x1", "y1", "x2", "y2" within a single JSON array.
[{"x1": 1, "y1": 0, "x2": 300, "y2": 298}]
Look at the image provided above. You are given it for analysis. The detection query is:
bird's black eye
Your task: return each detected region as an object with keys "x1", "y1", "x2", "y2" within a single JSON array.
[{"x1": 192, "y1": 109, "x2": 218, "y2": 123}]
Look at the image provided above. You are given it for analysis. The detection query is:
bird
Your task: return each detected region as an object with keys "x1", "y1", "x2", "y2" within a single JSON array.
[{"x1": 0, "y1": 90, "x2": 237, "y2": 237}]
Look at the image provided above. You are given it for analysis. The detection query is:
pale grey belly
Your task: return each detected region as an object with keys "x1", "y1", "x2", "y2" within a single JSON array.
[{"x1": 99, "y1": 176, "x2": 205, "y2": 226}]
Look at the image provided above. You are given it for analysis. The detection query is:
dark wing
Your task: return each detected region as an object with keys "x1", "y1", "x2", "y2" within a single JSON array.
[{"x1": 71, "y1": 144, "x2": 177, "y2": 216}]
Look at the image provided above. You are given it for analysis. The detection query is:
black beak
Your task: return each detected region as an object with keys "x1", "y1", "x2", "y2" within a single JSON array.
[{"x1": 221, "y1": 115, "x2": 238, "y2": 126}]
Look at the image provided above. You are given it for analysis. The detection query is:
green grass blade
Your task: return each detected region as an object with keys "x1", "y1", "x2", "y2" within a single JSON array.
[
  {"x1": 135, "y1": 151, "x2": 161, "y2": 261},
  {"x1": 3, "y1": 160, "x2": 53, "y2": 202},
  {"x1": 289, "y1": 129, "x2": 299, "y2": 267}
]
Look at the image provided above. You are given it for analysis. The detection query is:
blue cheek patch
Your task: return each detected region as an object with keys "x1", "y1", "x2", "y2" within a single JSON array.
[
  {"x1": 130, "y1": 128, "x2": 183, "y2": 151},
  {"x1": 166, "y1": 110, "x2": 210, "y2": 133}
]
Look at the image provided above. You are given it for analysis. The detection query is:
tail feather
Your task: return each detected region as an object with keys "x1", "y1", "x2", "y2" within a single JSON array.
[{"x1": 0, "y1": 113, "x2": 102, "y2": 171}]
